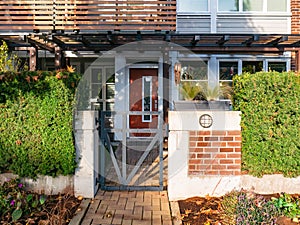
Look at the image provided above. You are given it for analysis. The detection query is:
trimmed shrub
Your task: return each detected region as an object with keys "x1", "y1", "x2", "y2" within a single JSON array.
[
  {"x1": 233, "y1": 71, "x2": 300, "y2": 177},
  {"x1": 0, "y1": 70, "x2": 81, "y2": 178}
]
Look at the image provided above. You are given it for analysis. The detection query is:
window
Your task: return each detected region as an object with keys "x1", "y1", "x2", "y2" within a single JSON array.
[
  {"x1": 267, "y1": 0, "x2": 287, "y2": 12},
  {"x1": 243, "y1": 0, "x2": 263, "y2": 11},
  {"x1": 179, "y1": 60, "x2": 208, "y2": 100},
  {"x1": 178, "y1": 0, "x2": 208, "y2": 12},
  {"x1": 242, "y1": 61, "x2": 263, "y2": 73},
  {"x1": 218, "y1": 0, "x2": 288, "y2": 12},
  {"x1": 219, "y1": 61, "x2": 238, "y2": 100},
  {"x1": 218, "y1": 0, "x2": 239, "y2": 11},
  {"x1": 268, "y1": 62, "x2": 286, "y2": 72},
  {"x1": 91, "y1": 66, "x2": 115, "y2": 111},
  {"x1": 219, "y1": 61, "x2": 238, "y2": 82}
]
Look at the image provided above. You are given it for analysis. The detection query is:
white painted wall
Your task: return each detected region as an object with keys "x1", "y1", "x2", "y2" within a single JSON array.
[{"x1": 74, "y1": 111, "x2": 99, "y2": 198}]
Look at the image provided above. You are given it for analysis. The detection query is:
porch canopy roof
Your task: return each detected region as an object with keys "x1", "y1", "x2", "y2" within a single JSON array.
[{"x1": 2, "y1": 32, "x2": 300, "y2": 53}]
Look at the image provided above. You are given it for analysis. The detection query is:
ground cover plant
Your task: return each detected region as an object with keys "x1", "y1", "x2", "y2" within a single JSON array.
[
  {"x1": 233, "y1": 71, "x2": 300, "y2": 177},
  {"x1": 179, "y1": 190, "x2": 300, "y2": 225},
  {"x1": 0, "y1": 178, "x2": 81, "y2": 224}
]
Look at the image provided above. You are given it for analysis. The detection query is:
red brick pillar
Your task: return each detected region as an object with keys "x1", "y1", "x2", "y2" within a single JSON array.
[{"x1": 291, "y1": 0, "x2": 300, "y2": 34}]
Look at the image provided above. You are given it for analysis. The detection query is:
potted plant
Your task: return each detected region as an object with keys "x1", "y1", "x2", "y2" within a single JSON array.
[{"x1": 174, "y1": 81, "x2": 233, "y2": 111}]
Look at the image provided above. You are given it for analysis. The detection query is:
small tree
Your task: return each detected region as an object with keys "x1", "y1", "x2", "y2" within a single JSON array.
[{"x1": 0, "y1": 41, "x2": 26, "y2": 72}]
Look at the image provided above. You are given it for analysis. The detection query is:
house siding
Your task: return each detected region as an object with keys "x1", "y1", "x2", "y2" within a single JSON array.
[{"x1": 177, "y1": 0, "x2": 291, "y2": 34}]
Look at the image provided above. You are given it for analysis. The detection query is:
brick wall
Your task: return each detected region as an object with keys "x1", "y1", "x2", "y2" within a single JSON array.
[
  {"x1": 291, "y1": 0, "x2": 300, "y2": 34},
  {"x1": 188, "y1": 130, "x2": 241, "y2": 176}
]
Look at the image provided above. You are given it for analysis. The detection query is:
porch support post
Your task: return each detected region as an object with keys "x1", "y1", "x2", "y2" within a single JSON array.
[
  {"x1": 55, "y1": 46, "x2": 65, "y2": 70},
  {"x1": 74, "y1": 111, "x2": 99, "y2": 198},
  {"x1": 296, "y1": 50, "x2": 300, "y2": 72},
  {"x1": 29, "y1": 47, "x2": 37, "y2": 71},
  {"x1": 163, "y1": 49, "x2": 170, "y2": 123}
]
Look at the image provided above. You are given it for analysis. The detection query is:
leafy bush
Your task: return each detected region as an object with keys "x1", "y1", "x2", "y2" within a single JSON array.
[
  {"x1": 236, "y1": 191, "x2": 279, "y2": 225},
  {"x1": 233, "y1": 71, "x2": 300, "y2": 177},
  {"x1": 0, "y1": 70, "x2": 81, "y2": 178},
  {"x1": 0, "y1": 178, "x2": 46, "y2": 222}
]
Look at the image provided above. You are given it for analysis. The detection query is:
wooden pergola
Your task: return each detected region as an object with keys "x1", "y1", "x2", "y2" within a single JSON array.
[{"x1": 2, "y1": 32, "x2": 300, "y2": 71}]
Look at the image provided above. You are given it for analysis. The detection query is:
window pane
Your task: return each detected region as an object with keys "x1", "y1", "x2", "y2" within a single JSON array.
[
  {"x1": 219, "y1": 62, "x2": 238, "y2": 80},
  {"x1": 106, "y1": 68, "x2": 115, "y2": 83},
  {"x1": 268, "y1": 62, "x2": 286, "y2": 72},
  {"x1": 181, "y1": 61, "x2": 208, "y2": 80},
  {"x1": 92, "y1": 84, "x2": 101, "y2": 98},
  {"x1": 91, "y1": 68, "x2": 102, "y2": 83},
  {"x1": 242, "y1": 61, "x2": 263, "y2": 74},
  {"x1": 106, "y1": 84, "x2": 115, "y2": 99},
  {"x1": 178, "y1": 0, "x2": 208, "y2": 12},
  {"x1": 267, "y1": 0, "x2": 287, "y2": 11},
  {"x1": 243, "y1": 0, "x2": 263, "y2": 11},
  {"x1": 218, "y1": 0, "x2": 239, "y2": 11}
]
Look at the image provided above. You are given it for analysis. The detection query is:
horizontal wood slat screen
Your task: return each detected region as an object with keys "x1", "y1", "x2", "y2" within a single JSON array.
[{"x1": 0, "y1": 0, "x2": 176, "y2": 32}]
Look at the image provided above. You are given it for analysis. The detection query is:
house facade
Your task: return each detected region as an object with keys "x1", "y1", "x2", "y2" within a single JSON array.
[
  {"x1": 1, "y1": 1, "x2": 300, "y2": 114},
  {"x1": 2, "y1": 0, "x2": 300, "y2": 195}
]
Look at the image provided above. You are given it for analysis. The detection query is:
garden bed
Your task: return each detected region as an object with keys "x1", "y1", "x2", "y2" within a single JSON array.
[
  {"x1": 0, "y1": 179, "x2": 82, "y2": 224},
  {"x1": 178, "y1": 191, "x2": 300, "y2": 225}
]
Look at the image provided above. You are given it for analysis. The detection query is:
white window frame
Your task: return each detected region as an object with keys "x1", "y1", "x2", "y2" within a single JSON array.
[
  {"x1": 177, "y1": 0, "x2": 210, "y2": 13},
  {"x1": 217, "y1": 0, "x2": 289, "y2": 13}
]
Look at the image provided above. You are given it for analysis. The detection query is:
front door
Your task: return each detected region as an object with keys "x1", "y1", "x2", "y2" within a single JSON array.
[{"x1": 129, "y1": 68, "x2": 158, "y2": 136}]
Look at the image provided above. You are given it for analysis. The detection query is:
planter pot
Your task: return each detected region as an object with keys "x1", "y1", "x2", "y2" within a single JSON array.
[{"x1": 173, "y1": 100, "x2": 231, "y2": 111}]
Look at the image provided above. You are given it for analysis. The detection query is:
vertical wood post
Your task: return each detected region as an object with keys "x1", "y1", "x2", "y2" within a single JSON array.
[
  {"x1": 296, "y1": 50, "x2": 300, "y2": 72},
  {"x1": 29, "y1": 47, "x2": 37, "y2": 71}
]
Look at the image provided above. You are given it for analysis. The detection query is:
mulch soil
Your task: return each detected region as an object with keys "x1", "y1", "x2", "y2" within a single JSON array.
[
  {"x1": 178, "y1": 194, "x2": 299, "y2": 225},
  {"x1": 1, "y1": 194, "x2": 82, "y2": 225}
]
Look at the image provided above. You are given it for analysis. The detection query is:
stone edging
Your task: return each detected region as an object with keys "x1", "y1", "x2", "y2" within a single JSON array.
[{"x1": 69, "y1": 199, "x2": 91, "y2": 225}]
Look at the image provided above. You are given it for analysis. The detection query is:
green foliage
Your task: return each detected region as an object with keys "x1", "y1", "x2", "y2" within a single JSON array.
[
  {"x1": 236, "y1": 191, "x2": 279, "y2": 225},
  {"x1": 233, "y1": 71, "x2": 300, "y2": 177},
  {"x1": 0, "y1": 179, "x2": 46, "y2": 222},
  {"x1": 0, "y1": 41, "x2": 27, "y2": 72},
  {"x1": 221, "y1": 191, "x2": 238, "y2": 225},
  {"x1": 180, "y1": 82, "x2": 233, "y2": 101},
  {"x1": 272, "y1": 193, "x2": 300, "y2": 220},
  {"x1": 0, "y1": 70, "x2": 81, "y2": 178}
]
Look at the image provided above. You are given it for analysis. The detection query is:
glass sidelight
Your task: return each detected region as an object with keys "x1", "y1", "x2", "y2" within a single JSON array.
[{"x1": 142, "y1": 76, "x2": 152, "y2": 122}]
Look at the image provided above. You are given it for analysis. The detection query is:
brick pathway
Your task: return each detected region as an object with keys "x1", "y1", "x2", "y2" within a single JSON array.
[{"x1": 81, "y1": 190, "x2": 173, "y2": 225}]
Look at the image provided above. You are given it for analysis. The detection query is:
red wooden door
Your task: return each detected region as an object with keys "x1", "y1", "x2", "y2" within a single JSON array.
[{"x1": 129, "y1": 68, "x2": 158, "y2": 136}]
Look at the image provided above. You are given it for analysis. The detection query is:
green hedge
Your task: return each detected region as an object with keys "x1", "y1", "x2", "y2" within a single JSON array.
[
  {"x1": 0, "y1": 71, "x2": 81, "y2": 178},
  {"x1": 233, "y1": 71, "x2": 300, "y2": 177}
]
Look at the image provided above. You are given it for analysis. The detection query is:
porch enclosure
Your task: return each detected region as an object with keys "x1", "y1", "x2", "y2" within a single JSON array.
[{"x1": 0, "y1": 0, "x2": 176, "y2": 32}]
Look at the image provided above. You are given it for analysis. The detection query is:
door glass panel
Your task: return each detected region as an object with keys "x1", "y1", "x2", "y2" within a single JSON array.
[
  {"x1": 91, "y1": 68, "x2": 102, "y2": 99},
  {"x1": 142, "y1": 76, "x2": 152, "y2": 122},
  {"x1": 218, "y1": 0, "x2": 239, "y2": 11},
  {"x1": 242, "y1": 61, "x2": 263, "y2": 74},
  {"x1": 267, "y1": 0, "x2": 287, "y2": 11},
  {"x1": 243, "y1": 0, "x2": 263, "y2": 11},
  {"x1": 178, "y1": 0, "x2": 208, "y2": 12},
  {"x1": 268, "y1": 62, "x2": 286, "y2": 72},
  {"x1": 106, "y1": 84, "x2": 115, "y2": 100},
  {"x1": 92, "y1": 68, "x2": 102, "y2": 83}
]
